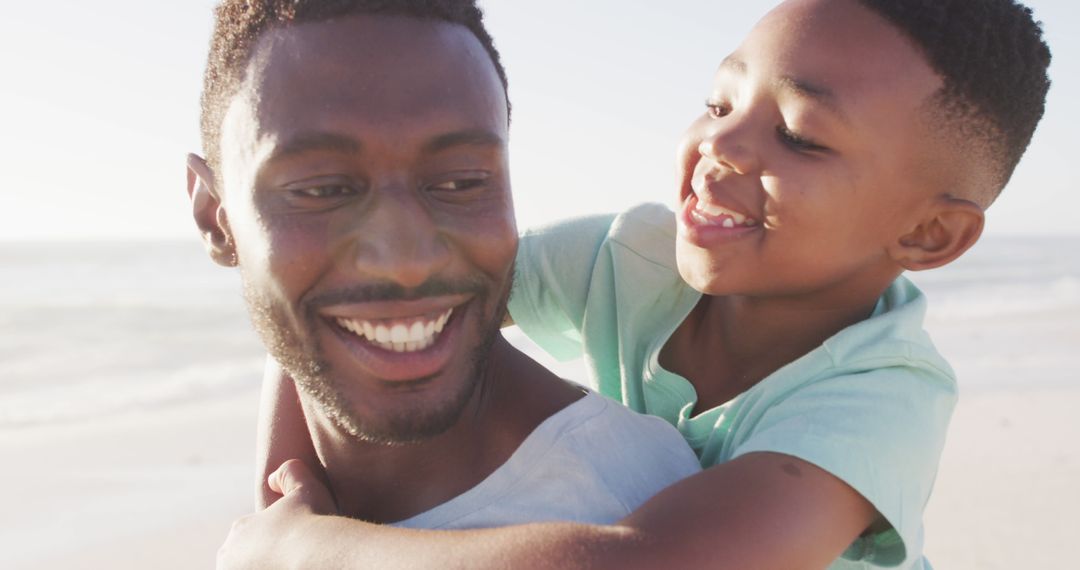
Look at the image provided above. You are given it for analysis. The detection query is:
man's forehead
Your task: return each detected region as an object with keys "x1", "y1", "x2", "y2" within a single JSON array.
[{"x1": 218, "y1": 13, "x2": 508, "y2": 172}]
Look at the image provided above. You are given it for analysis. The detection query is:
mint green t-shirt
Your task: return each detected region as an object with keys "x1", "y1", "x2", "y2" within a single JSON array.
[{"x1": 508, "y1": 203, "x2": 957, "y2": 569}]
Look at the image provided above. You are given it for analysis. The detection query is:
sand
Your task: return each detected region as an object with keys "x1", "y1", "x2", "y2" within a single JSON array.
[{"x1": 0, "y1": 392, "x2": 258, "y2": 570}]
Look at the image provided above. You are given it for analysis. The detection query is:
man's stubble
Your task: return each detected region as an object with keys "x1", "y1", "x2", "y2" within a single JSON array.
[{"x1": 240, "y1": 270, "x2": 509, "y2": 447}]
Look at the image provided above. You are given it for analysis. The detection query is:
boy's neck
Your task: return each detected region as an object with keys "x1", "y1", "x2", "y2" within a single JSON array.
[
  {"x1": 664, "y1": 273, "x2": 898, "y2": 413},
  {"x1": 303, "y1": 337, "x2": 583, "y2": 523}
]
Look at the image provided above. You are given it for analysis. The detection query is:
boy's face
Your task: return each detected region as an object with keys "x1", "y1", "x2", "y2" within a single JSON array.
[
  {"x1": 675, "y1": 0, "x2": 947, "y2": 301},
  {"x1": 207, "y1": 15, "x2": 515, "y2": 444}
]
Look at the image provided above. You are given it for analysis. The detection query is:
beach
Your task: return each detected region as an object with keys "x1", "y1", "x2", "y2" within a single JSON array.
[{"x1": 1, "y1": 235, "x2": 1076, "y2": 569}]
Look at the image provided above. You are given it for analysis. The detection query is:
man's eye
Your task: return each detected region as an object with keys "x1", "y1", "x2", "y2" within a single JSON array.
[
  {"x1": 292, "y1": 185, "x2": 355, "y2": 199},
  {"x1": 777, "y1": 125, "x2": 829, "y2": 153},
  {"x1": 705, "y1": 100, "x2": 731, "y2": 119},
  {"x1": 429, "y1": 178, "x2": 486, "y2": 192}
]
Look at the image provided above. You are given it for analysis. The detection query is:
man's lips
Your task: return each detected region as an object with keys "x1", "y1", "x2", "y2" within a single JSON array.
[
  {"x1": 334, "y1": 307, "x2": 454, "y2": 353},
  {"x1": 319, "y1": 295, "x2": 473, "y2": 381}
]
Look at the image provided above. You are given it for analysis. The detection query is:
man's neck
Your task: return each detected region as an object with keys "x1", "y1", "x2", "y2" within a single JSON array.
[{"x1": 301, "y1": 336, "x2": 583, "y2": 523}]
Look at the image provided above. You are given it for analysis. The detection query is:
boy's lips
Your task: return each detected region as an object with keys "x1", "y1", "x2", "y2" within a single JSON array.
[
  {"x1": 678, "y1": 194, "x2": 762, "y2": 247},
  {"x1": 319, "y1": 296, "x2": 472, "y2": 382},
  {"x1": 687, "y1": 196, "x2": 760, "y2": 229}
]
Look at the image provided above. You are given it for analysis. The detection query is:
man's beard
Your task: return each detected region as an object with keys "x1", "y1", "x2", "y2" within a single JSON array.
[{"x1": 242, "y1": 274, "x2": 509, "y2": 446}]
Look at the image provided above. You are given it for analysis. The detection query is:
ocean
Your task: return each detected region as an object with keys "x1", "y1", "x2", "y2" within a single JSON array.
[{"x1": 2, "y1": 235, "x2": 1077, "y2": 429}]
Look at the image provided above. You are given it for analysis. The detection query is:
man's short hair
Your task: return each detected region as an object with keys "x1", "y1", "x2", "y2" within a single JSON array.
[
  {"x1": 857, "y1": 0, "x2": 1052, "y2": 202},
  {"x1": 199, "y1": 0, "x2": 510, "y2": 173}
]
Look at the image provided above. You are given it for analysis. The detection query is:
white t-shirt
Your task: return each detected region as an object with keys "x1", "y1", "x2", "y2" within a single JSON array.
[{"x1": 394, "y1": 392, "x2": 701, "y2": 529}]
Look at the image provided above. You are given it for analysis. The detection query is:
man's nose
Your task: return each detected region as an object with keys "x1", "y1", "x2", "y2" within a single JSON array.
[{"x1": 344, "y1": 185, "x2": 451, "y2": 289}]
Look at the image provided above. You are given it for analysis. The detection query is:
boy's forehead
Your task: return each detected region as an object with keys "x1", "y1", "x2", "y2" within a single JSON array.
[{"x1": 730, "y1": 0, "x2": 942, "y2": 123}]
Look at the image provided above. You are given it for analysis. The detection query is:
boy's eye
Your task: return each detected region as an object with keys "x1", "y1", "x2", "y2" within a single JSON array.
[
  {"x1": 777, "y1": 125, "x2": 829, "y2": 153},
  {"x1": 705, "y1": 100, "x2": 731, "y2": 119}
]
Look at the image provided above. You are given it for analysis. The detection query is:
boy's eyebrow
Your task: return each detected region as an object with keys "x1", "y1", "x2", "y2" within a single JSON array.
[
  {"x1": 720, "y1": 55, "x2": 850, "y2": 124},
  {"x1": 719, "y1": 55, "x2": 748, "y2": 74},
  {"x1": 775, "y1": 75, "x2": 850, "y2": 124}
]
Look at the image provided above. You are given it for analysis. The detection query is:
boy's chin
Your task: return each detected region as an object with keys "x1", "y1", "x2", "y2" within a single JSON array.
[{"x1": 674, "y1": 242, "x2": 728, "y2": 296}]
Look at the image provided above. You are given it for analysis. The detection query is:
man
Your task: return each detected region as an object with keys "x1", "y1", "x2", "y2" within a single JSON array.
[{"x1": 188, "y1": 0, "x2": 699, "y2": 550}]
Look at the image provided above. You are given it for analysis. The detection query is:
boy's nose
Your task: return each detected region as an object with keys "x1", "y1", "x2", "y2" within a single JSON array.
[
  {"x1": 697, "y1": 119, "x2": 760, "y2": 176},
  {"x1": 344, "y1": 185, "x2": 452, "y2": 289}
]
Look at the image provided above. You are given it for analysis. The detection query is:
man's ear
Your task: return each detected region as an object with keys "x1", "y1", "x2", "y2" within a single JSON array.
[
  {"x1": 888, "y1": 196, "x2": 984, "y2": 272},
  {"x1": 186, "y1": 154, "x2": 237, "y2": 267}
]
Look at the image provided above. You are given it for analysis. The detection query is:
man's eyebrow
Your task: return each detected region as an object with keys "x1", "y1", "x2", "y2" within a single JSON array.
[
  {"x1": 422, "y1": 129, "x2": 505, "y2": 154},
  {"x1": 268, "y1": 132, "x2": 362, "y2": 162},
  {"x1": 776, "y1": 75, "x2": 849, "y2": 123}
]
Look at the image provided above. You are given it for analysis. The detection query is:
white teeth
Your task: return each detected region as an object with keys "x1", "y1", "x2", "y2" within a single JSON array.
[
  {"x1": 693, "y1": 201, "x2": 758, "y2": 228},
  {"x1": 698, "y1": 202, "x2": 727, "y2": 217},
  {"x1": 335, "y1": 307, "x2": 455, "y2": 353},
  {"x1": 408, "y1": 322, "x2": 426, "y2": 342}
]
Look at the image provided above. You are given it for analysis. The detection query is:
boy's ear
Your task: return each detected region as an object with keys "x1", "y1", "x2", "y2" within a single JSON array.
[
  {"x1": 889, "y1": 196, "x2": 984, "y2": 272},
  {"x1": 186, "y1": 154, "x2": 237, "y2": 267}
]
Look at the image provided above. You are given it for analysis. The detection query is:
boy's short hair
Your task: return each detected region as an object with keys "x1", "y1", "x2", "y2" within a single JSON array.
[
  {"x1": 857, "y1": 0, "x2": 1052, "y2": 203},
  {"x1": 199, "y1": 0, "x2": 510, "y2": 173}
]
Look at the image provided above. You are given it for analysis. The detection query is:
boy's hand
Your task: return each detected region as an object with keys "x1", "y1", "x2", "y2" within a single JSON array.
[{"x1": 217, "y1": 460, "x2": 339, "y2": 569}]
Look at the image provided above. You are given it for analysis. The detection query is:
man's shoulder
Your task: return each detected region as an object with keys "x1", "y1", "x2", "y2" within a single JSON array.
[
  {"x1": 548, "y1": 392, "x2": 700, "y2": 479},
  {"x1": 396, "y1": 392, "x2": 700, "y2": 529}
]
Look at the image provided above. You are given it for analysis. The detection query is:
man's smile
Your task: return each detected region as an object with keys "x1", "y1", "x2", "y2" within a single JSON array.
[
  {"x1": 334, "y1": 307, "x2": 454, "y2": 353},
  {"x1": 319, "y1": 295, "x2": 474, "y2": 382}
]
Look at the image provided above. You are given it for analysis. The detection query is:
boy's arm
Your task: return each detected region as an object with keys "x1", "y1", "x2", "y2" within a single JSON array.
[
  {"x1": 255, "y1": 356, "x2": 321, "y2": 510},
  {"x1": 221, "y1": 451, "x2": 876, "y2": 569}
]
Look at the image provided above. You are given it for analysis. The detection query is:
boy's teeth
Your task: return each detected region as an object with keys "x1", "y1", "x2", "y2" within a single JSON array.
[
  {"x1": 335, "y1": 307, "x2": 455, "y2": 353},
  {"x1": 693, "y1": 201, "x2": 758, "y2": 227}
]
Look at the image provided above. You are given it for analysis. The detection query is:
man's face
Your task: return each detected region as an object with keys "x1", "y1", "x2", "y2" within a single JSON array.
[
  {"x1": 212, "y1": 15, "x2": 515, "y2": 444},
  {"x1": 675, "y1": 0, "x2": 947, "y2": 300}
]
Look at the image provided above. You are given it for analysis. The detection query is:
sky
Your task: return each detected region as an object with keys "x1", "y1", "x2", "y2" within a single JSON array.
[{"x1": 0, "y1": 0, "x2": 1076, "y2": 242}]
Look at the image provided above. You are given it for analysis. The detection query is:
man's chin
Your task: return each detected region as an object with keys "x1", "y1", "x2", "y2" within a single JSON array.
[{"x1": 322, "y1": 377, "x2": 482, "y2": 446}]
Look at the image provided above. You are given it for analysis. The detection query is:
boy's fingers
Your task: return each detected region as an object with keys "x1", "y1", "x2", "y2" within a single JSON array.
[{"x1": 268, "y1": 458, "x2": 315, "y2": 495}]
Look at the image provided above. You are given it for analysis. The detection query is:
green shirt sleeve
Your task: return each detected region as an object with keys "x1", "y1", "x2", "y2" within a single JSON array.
[
  {"x1": 729, "y1": 364, "x2": 956, "y2": 567},
  {"x1": 508, "y1": 213, "x2": 618, "y2": 362}
]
